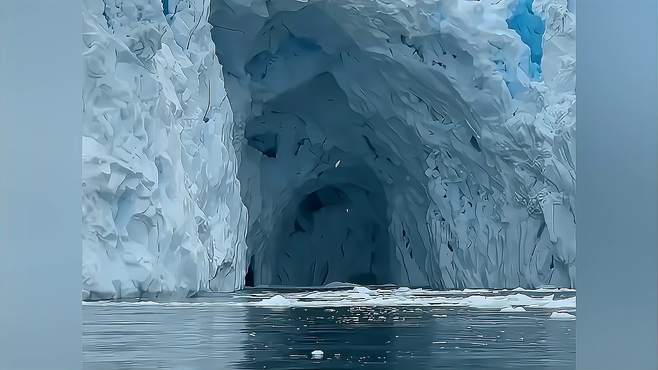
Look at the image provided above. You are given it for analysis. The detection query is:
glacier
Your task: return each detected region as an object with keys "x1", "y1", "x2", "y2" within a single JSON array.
[
  {"x1": 82, "y1": 0, "x2": 247, "y2": 299},
  {"x1": 82, "y1": 0, "x2": 575, "y2": 299}
]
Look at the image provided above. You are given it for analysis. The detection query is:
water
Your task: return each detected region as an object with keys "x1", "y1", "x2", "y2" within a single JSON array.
[{"x1": 83, "y1": 287, "x2": 576, "y2": 370}]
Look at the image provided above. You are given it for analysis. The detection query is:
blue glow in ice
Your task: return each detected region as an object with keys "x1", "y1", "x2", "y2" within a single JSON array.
[{"x1": 507, "y1": 0, "x2": 545, "y2": 80}]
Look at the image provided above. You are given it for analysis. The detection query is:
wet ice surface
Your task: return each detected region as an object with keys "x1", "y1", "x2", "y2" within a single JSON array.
[{"x1": 83, "y1": 287, "x2": 575, "y2": 370}]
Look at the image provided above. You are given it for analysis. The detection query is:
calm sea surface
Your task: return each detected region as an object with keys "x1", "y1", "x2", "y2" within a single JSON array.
[{"x1": 83, "y1": 287, "x2": 575, "y2": 370}]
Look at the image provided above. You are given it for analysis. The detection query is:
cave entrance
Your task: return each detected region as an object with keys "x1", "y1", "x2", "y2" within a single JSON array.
[
  {"x1": 258, "y1": 172, "x2": 393, "y2": 286},
  {"x1": 208, "y1": 0, "x2": 576, "y2": 292},
  {"x1": 244, "y1": 255, "x2": 255, "y2": 287},
  {"x1": 230, "y1": 71, "x2": 412, "y2": 288},
  {"x1": 232, "y1": 71, "x2": 429, "y2": 288}
]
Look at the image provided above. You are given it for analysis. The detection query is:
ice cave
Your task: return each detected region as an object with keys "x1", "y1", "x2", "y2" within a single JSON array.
[
  {"x1": 233, "y1": 70, "x2": 429, "y2": 287},
  {"x1": 82, "y1": 0, "x2": 576, "y2": 299}
]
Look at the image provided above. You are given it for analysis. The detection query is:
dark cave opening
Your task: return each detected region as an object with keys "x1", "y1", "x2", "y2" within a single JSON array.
[
  {"x1": 264, "y1": 180, "x2": 394, "y2": 286},
  {"x1": 228, "y1": 70, "x2": 435, "y2": 288},
  {"x1": 240, "y1": 154, "x2": 399, "y2": 287},
  {"x1": 231, "y1": 70, "x2": 427, "y2": 288},
  {"x1": 245, "y1": 255, "x2": 255, "y2": 287}
]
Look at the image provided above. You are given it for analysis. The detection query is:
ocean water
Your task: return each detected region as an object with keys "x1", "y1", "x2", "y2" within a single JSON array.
[{"x1": 83, "y1": 287, "x2": 576, "y2": 370}]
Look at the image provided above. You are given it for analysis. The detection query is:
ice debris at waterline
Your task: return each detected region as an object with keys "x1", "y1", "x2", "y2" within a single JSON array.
[
  {"x1": 81, "y1": 287, "x2": 576, "y2": 319},
  {"x1": 246, "y1": 287, "x2": 576, "y2": 312},
  {"x1": 82, "y1": 0, "x2": 575, "y2": 299}
]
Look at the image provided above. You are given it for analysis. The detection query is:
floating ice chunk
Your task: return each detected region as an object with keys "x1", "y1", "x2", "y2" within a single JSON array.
[
  {"x1": 540, "y1": 297, "x2": 576, "y2": 309},
  {"x1": 351, "y1": 286, "x2": 375, "y2": 295},
  {"x1": 256, "y1": 294, "x2": 296, "y2": 306},
  {"x1": 460, "y1": 295, "x2": 511, "y2": 309},
  {"x1": 500, "y1": 306, "x2": 526, "y2": 313},
  {"x1": 311, "y1": 349, "x2": 324, "y2": 359},
  {"x1": 348, "y1": 286, "x2": 374, "y2": 300},
  {"x1": 394, "y1": 287, "x2": 413, "y2": 296},
  {"x1": 549, "y1": 312, "x2": 576, "y2": 320},
  {"x1": 507, "y1": 293, "x2": 554, "y2": 306},
  {"x1": 461, "y1": 289, "x2": 492, "y2": 293}
]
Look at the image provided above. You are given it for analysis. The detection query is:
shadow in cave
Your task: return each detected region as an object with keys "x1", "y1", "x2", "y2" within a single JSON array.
[
  {"x1": 245, "y1": 255, "x2": 255, "y2": 287},
  {"x1": 229, "y1": 52, "x2": 428, "y2": 287},
  {"x1": 253, "y1": 165, "x2": 395, "y2": 287}
]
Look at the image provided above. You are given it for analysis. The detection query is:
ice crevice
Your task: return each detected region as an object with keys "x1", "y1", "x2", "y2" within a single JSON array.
[{"x1": 81, "y1": 0, "x2": 575, "y2": 298}]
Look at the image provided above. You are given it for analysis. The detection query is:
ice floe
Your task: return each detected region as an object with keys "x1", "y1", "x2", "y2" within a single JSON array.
[{"x1": 549, "y1": 312, "x2": 576, "y2": 320}]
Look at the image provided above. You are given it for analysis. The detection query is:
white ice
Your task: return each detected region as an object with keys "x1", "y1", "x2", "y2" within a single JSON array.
[
  {"x1": 549, "y1": 311, "x2": 576, "y2": 320},
  {"x1": 249, "y1": 287, "x2": 576, "y2": 311}
]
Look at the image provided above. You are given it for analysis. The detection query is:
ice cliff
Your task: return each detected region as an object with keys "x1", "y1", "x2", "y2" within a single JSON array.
[
  {"x1": 82, "y1": 0, "x2": 575, "y2": 298},
  {"x1": 82, "y1": 0, "x2": 247, "y2": 299}
]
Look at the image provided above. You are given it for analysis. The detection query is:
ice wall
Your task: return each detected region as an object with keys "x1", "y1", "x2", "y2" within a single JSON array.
[
  {"x1": 82, "y1": 0, "x2": 247, "y2": 299},
  {"x1": 81, "y1": 0, "x2": 575, "y2": 298},
  {"x1": 211, "y1": 0, "x2": 576, "y2": 289}
]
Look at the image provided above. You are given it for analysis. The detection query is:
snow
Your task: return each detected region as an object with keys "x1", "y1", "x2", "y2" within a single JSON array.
[{"x1": 82, "y1": 0, "x2": 575, "y2": 298}]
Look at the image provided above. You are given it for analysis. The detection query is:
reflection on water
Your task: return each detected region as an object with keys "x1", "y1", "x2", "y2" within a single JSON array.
[{"x1": 83, "y1": 288, "x2": 575, "y2": 370}]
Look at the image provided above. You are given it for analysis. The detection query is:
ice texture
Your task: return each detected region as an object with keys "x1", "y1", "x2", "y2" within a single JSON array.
[
  {"x1": 211, "y1": 0, "x2": 575, "y2": 289},
  {"x1": 82, "y1": 0, "x2": 575, "y2": 298},
  {"x1": 82, "y1": 0, "x2": 247, "y2": 299}
]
